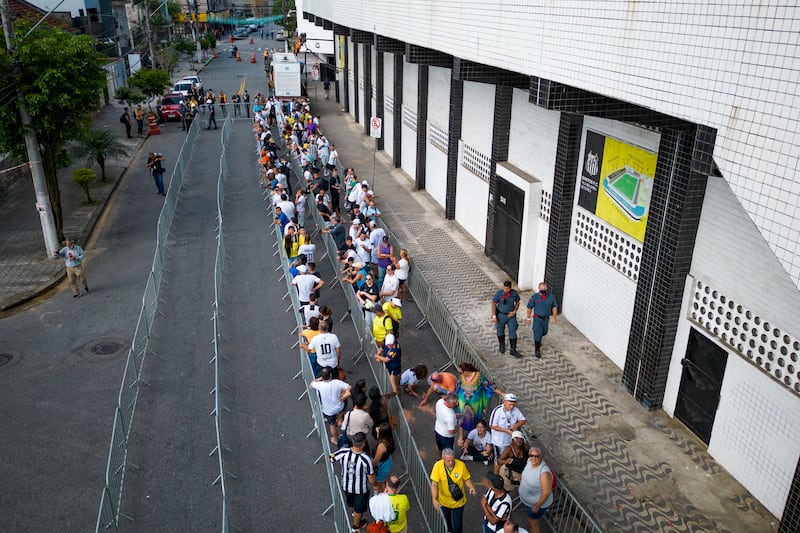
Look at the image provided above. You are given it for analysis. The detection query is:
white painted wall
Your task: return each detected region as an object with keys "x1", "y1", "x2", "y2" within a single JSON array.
[
  {"x1": 455, "y1": 165, "x2": 489, "y2": 243},
  {"x1": 383, "y1": 53, "x2": 395, "y2": 161},
  {"x1": 296, "y1": 0, "x2": 334, "y2": 55},
  {"x1": 304, "y1": 0, "x2": 800, "y2": 290},
  {"x1": 507, "y1": 89, "x2": 560, "y2": 190},
  {"x1": 461, "y1": 81, "x2": 494, "y2": 148},
  {"x1": 347, "y1": 39, "x2": 355, "y2": 118},
  {"x1": 400, "y1": 61, "x2": 418, "y2": 182},
  {"x1": 424, "y1": 66, "x2": 451, "y2": 208},
  {"x1": 710, "y1": 353, "x2": 800, "y2": 517}
]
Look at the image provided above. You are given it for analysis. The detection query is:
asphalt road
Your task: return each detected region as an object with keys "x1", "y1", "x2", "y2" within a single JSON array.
[{"x1": 0, "y1": 35, "x2": 506, "y2": 532}]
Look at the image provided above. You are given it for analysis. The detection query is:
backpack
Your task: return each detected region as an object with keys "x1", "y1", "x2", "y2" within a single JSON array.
[
  {"x1": 366, "y1": 521, "x2": 389, "y2": 533},
  {"x1": 119, "y1": 113, "x2": 126, "y2": 123}
]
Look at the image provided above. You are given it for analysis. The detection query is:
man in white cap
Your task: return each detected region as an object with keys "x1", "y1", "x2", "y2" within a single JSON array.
[
  {"x1": 382, "y1": 297, "x2": 403, "y2": 338},
  {"x1": 489, "y1": 393, "x2": 526, "y2": 473},
  {"x1": 374, "y1": 333, "x2": 402, "y2": 395},
  {"x1": 291, "y1": 264, "x2": 324, "y2": 306}
]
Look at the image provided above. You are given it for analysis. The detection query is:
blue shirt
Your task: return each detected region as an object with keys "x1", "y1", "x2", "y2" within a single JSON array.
[
  {"x1": 527, "y1": 291, "x2": 558, "y2": 318},
  {"x1": 56, "y1": 245, "x2": 84, "y2": 267},
  {"x1": 492, "y1": 288, "x2": 520, "y2": 313}
]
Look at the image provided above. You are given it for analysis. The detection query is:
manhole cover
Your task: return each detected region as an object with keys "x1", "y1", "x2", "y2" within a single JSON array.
[
  {"x1": 0, "y1": 353, "x2": 13, "y2": 366},
  {"x1": 92, "y1": 341, "x2": 125, "y2": 356}
]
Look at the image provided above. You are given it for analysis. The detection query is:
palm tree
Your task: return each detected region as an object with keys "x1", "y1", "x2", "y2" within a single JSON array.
[{"x1": 70, "y1": 129, "x2": 130, "y2": 181}]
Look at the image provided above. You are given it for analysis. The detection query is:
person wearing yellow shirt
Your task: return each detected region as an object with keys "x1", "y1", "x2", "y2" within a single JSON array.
[
  {"x1": 430, "y1": 448, "x2": 476, "y2": 533},
  {"x1": 386, "y1": 475, "x2": 410, "y2": 533}
]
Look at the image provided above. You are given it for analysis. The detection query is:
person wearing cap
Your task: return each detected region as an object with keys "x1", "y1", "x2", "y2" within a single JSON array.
[
  {"x1": 291, "y1": 264, "x2": 324, "y2": 306},
  {"x1": 348, "y1": 217, "x2": 364, "y2": 242},
  {"x1": 374, "y1": 333, "x2": 402, "y2": 395},
  {"x1": 371, "y1": 305, "x2": 394, "y2": 355},
  {"x1": 525, "y1": 282, "x2": 558, "y2": 359},
  {"x1": 491, "y1": 280, "x2": 522, "y2": 357},
  {"x1": 382, "y1": 297, "x2": 403, "y2": 338},
  {"x1": 489, "y1": 394, "x2": 527, "y2": 472},
  {"x1": 497, "y1": 430, "x2": 530, "y2": 489},
  {"x1": 53, "y1": 238, "x2": 89, "y2": 298},
  {"x1": 481, "y1": 472, "x2": 513, "y2": 533},
  {"x1": 419, "y1": 371, "x2": 458, "y2": 407}
]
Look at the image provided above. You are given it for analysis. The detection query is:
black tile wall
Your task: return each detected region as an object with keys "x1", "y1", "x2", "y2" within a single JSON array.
[
  {"x1": 623, "y1": 127, "x2": 709, "y2": 410},
  {"x1": 780, "y1": 458, "x2": 800, "y2": 532},
  {"x1": 485, "y1": 85, "x2": 513, "y2": 257},
  {"x1": 544, "y1": 113, "x2": 584, "y2": 308},
  {"x1": 363, "y1": 42, "x2": 372, "y2": 137},
  {"x1": 445, "y1": 75, "x2": 464, "y2": 219},
  {"x1": 415, "y1": 65, "x2": 429, "y2": 191}
]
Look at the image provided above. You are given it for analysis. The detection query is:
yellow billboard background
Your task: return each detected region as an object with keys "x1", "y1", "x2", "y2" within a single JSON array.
[{"x1": 595, "y1": 137, "x2": 657, "y2": 242}]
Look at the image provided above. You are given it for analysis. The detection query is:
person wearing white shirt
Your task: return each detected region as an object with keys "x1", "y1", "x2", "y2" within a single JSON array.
[
  {"x1": 434, "y1": 393, "x2": 459, "y2": 456},
  {"x1": 310, "y1": 367, "x2": 350, "y2": 445},
  {"x1": 291, "y1": 265, "x2": 324, "y2": 305}
]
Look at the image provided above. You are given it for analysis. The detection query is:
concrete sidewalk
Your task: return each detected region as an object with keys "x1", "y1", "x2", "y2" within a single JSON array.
[
  {"x1": 308, "y1": 83, "x2": 779, "y2": 532},
  {"x1": 0, "y1": 59, "x2": 207, "y2": 312}
]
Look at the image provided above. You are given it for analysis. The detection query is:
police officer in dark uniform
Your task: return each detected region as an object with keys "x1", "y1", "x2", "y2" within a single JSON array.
[
  {"x1": 525, "y1": 282, "x2": 558, "y2": 358},
  {"x1": 491, "y1": 280, "x2": 521, "y2": 357}
]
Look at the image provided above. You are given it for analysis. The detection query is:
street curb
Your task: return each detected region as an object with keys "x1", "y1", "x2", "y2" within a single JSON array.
[{"x1": 0, "y1": 132, "x2": 149, "y2": 312}]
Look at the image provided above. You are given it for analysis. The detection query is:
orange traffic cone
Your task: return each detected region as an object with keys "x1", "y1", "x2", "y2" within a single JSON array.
[
  {"x1": 249, "y1": 36, "x2": 254, "y2": 45},
  {"x1": 228, "y1": 35, "x2": 233, "y2": 44},
  {"x1": 235, "y1": 50, "x2": 242, "y2": 62},
  {"x1": 147, "y1": 113, "x2": 160, "y2": 135},
  {"x1": 250, "y1": 52, "x2": 256, "y2": 63}
]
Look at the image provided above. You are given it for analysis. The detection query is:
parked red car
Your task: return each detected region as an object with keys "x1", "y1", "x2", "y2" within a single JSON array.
[{"x1": 160, "y1": 93, "x2": 183, "y2": 122}]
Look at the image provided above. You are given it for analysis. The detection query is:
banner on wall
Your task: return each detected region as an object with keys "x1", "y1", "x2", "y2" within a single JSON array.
[
  {"x1": 337, "y1": 35, "x2": 345, "y2": 70},
  {"x1": 578, "y1": 131, "x2": 657, "y2": 242}
]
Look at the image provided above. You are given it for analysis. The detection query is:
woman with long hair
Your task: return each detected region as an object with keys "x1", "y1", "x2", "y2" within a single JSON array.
[{"x1": 372, "y1": 422, "x2": 396, "y2": 491}]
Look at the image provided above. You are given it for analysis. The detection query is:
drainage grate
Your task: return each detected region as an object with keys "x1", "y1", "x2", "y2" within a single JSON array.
[
  {"x1": 91, "y1": 341, "x2": 124, "y2": 356},
  {"x1": 0, "y1": 353, "x2": 13, "y2": 366}
]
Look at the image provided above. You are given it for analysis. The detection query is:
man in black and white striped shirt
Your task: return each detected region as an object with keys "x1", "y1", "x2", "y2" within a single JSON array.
[
  {"x1": 332, "y1": 431, "x2": 376, "y2": 531},
  {"x1": 481, "y1": 472, "x2": 512, "y2": 532}
]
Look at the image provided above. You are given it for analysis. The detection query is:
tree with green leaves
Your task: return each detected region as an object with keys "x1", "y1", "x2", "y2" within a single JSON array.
[
  {"x1": 0, "y1": 22, "x2": 107, "y2": 241},
  {"x1": 271, "y1": 0, "x2": 297, "y2": 38},
  {"x1": 128, "y1": 68, "x2": 172, "y2": 111},
  {"x1": 72, "y1": 168, "x2": 97, "y2": 203},
  {"x1": 70, "y1": 129, "x2": 130, "y2": 181}
]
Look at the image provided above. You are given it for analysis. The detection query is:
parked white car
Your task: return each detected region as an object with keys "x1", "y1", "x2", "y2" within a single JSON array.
[{"x1": 179, "y1": 75, "x2": 203, "y2": 93}]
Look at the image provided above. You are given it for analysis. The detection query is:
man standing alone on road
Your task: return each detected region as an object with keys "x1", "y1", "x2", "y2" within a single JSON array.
[
  {"x1": 120, "y1": 107, "x2": 132, "y2": 138},
  {"x1": 243, "y1": 90, "x2": 251, "y2": 118},
  {"x1": 525, "y1": 282, "x2": 558, "y2": 358},
  {"x1": 53, "y1": 238, "x2": 89, "y2": 298},
  {"x1": 146, "y1": 152, "x2": 166, "y2": 195},
  {"x1": 491, "y1": 281, "x2": 522, "y2": 357}
]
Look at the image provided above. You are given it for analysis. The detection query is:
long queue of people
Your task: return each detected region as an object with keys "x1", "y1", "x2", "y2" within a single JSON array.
[{"x1": 252, "y1": 96, "x2": 551, "y2": 533}]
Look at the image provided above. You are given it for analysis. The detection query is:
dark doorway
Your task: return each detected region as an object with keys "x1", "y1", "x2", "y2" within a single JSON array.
[
  {"x1": 490, "y1": 178, "x2": 524, "y2": 280},
  {"x1": 674, "y1": 328, "x2": 728, "y2": 444}
]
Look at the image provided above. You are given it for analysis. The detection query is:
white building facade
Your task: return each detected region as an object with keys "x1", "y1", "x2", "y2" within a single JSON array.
[{"x1": 301, "y1": 1, "x2": 800, "y2": 527}]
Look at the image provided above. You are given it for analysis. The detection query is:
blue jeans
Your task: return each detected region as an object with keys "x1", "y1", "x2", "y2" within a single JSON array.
[
  {"x1": 152, "y1": 170, "x2": 165, "y2": 194},
  {"x1": 441, "y1": 505, "x2": 464, "y2": 533}
]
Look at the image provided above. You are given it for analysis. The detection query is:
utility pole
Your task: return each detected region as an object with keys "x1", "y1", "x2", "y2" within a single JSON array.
[
  {"x1": 0, "y1": 0, "x2": 60, "y2": 257},
  {"x1": 142, "y1": 0, "x2": 156, "y2": 66}
]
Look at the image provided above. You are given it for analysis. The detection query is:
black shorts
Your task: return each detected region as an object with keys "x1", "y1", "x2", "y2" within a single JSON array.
[
  {"x1": 345, "y1": 491, "x2": 369, "y2": 513},
  {"x1": 324, "y1": 412, "x2": 340, "y2": 426}
]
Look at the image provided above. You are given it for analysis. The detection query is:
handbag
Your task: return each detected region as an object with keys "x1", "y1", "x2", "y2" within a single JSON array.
[{"x1": 444, "y1": 466, "x2": 463, "y2": 501}]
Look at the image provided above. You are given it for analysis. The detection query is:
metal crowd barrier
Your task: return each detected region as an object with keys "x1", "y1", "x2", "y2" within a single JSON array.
[
  {"x1": 280, "y1": 143, "x2": 449, "y2": 533},
  {"x1": 329, "y1": 148, "x2": 602, "y2": 533},
  {"x1": 265, "y1": 192, "x2": 353, "y2": 533},
  {"x1": 210, "y1": 114, "x2": 235, "y2": 532},
  {"x1": 96, "y1": 117, "x2": 202, "y2": 531}
]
